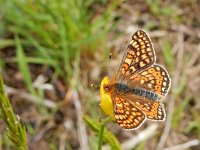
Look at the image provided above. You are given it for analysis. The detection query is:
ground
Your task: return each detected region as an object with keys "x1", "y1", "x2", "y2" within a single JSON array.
[{"x1": 0, "y1": 0, "x2": 200, "y2": 150}]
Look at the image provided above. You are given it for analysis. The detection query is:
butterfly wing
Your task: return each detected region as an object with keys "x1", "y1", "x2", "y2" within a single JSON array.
[
  {"x1": 117, "y1": 30, "x2": 156, "y2": 80},
  {"x1": 120, "y1": 94, "x2": 166, "y2": 121},
  {"x1": 134, "y1": 100, "x2": 166, "y2": 121},
  {"x1": 114, "y1": 30, "x2": 170, "y2": 121},
  {"x1": 110, "y1": 30, "x2": 171, "y2": 127},
  {"x1": 112, "y1": 94, "x2": 146, "y2": 129},
  {"x1": 116, "y1": 64, "x2": 170, "y2": 121},
  {"x1": 129, "y1": 64, "x2": 171, "y2": 98}
]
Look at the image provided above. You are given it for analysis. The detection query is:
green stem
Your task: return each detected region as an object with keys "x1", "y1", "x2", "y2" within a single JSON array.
[{"x1": 98, "y1": 117, "x2": 111, "y2": 150}]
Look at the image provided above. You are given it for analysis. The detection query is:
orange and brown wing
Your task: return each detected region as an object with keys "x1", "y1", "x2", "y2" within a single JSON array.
[
  {"x1": 117, "y1": 92, "x2": 166, "y2": 121},
  {"x1": 117, "y1": 30, "x2": 156, "y2": 80},
  {"x1": 118, "y1": 64, "x2": 170, "y2": 121},
  {"x1": 130, "y1": 99, "x2": 166, "y2": 121},
  {"x1": 129, "y1": 64, "x2": 171, "y2": 97},
  {"x1": 112, "y1": 94, "x2": 146, "y2": 129}
]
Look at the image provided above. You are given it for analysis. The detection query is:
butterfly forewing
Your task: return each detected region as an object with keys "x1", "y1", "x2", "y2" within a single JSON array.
[{"x1": 117, "y1": 30, "x2": 156, "y2": 80}]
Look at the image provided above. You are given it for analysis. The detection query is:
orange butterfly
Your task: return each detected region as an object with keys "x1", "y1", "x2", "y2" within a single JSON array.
[{"x1": 100, "y1": 30, "x2": 171, "y2": 130}]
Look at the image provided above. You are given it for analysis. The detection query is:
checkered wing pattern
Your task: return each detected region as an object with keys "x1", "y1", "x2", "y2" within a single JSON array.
[
  {"x1": 117, "y1": 30, "x2": 156, "y2": 80},
  {"x1": 112, "y1": 95, "x2": 146, "y2": 129},
  {"x1": 103, "y1": 30, "x2": 171, "y2": 129},
  {"x1": 129, "y1": 64, "x2": 171, "y2": 97},
  {"x1": 126, "y1": 97, "x2": 166, "y2": 121}
]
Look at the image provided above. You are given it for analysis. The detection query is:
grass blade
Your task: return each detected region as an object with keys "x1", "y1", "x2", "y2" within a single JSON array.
[
  {"x1": 0, "y1": 74, "x2": 27, "y2": 150},
  {"x1": 15, "y1": 35, "x2": 36, "y2": 95}
]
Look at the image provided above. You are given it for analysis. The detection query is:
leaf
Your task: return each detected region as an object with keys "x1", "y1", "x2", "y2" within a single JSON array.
[{"x1": 84, "y1": 115, "x2": 122, "y2": 150}]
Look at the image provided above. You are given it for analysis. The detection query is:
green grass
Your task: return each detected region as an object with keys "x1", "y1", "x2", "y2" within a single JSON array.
[
  {"x1": 0, "y1": 0, "x2": 117, "y2": 89},
  {"x1": 84, "y1": 115, "x2": 122, "y2": 150},
  {"x1": 0, "y1": 74, "x2": 27, "y2": 150},
  {"x1": 16, "y1": 35, "x2": 36, "y2": 95},
  {"x1": 1, "y1": 0, "x2": 198, "y2": 149},
  {"x1": 0, "y1": 0, "x2": 122, "y2": 149},
  {"x1": 161, "y1": 38, "x2": 175, "y2": 72},
  {"x1": 186, "y1": 109, "x2": 200, "y2": 139},
  {"x1": 172, "y1": 95, "x2": 191, "y2": 129},
  {"x1": 146, "y1": 0, "x2": 183, "y2": 26}
]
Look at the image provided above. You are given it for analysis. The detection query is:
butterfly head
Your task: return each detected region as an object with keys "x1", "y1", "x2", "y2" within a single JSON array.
[
  {"x1": 104, "y1": 84, "x2": 110, "y2": 92},
  {"x1": 99, "y1": 76, "x2": 115, "y2": 120}
]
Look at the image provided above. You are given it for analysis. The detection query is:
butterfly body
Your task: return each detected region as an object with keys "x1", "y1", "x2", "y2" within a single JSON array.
[
  {"x1": 100, "y1": 30, "x2": 171, "y2": 130},
  {"x1": 104, "y1": 81, "x2": 161, "y2": 101}
]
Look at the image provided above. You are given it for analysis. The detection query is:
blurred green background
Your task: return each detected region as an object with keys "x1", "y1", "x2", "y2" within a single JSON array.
[{"x1": 0, "y1": 0, "x2": 199, "y2": 150}]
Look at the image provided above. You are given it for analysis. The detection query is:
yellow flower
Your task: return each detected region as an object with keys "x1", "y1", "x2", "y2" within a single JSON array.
[{"x1": 99, "y1": 76, "x2": 115, "y2": 120}]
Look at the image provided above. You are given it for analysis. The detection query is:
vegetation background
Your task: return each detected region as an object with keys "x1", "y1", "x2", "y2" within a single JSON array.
[{"x1": 0, "y1": 0, "x2": 199, "y2": 150}]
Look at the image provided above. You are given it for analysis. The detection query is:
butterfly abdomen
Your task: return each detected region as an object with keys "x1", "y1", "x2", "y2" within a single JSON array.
[{"x1": 115, "y1": 83, "x2": 161, "y2": 101}]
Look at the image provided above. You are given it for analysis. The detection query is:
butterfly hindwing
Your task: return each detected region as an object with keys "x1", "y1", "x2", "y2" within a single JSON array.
[
  {"x1": 129, "y1": 99, "x2": 166, "y2": 121},
  {"x1": 129, "y1": 64, "x2": 171, "y2": 97},
  {"x1": 112, "y1": 94, "x2": 146, "y2": 129},
  {"x1": 116, "y1": 91, "x2": 166, "y2": 121}
]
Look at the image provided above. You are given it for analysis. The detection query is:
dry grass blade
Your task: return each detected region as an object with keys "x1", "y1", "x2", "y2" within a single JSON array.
[
  {"x1": 5, "y1": 86, "x2": 56, "y2": 109},
  {"x1": 156, "y1": 26, "x2": 185, "y2": 150},
  {"x1": 163, "y1": 139, "x2": 200, "y2": 150},
  {"x1": 0, "y1": 0, "x2": 199, "y2": 149},
  {"x1": 122, "y1": 124, "x2": 158, "y2": 149},
  {"x1": 73, "y1": 90, "x2": 89, "y2": 150}
]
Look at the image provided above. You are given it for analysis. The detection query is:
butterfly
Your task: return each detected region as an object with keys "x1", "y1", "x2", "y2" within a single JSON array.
[{"x1": 100, "y1": 30, "x2": 171, "y2": 130}]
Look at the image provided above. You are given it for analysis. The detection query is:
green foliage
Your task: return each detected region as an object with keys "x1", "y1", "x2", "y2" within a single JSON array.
[
  {"x1": 185, "y1": 109, "x2": 200, "y2": 138},
  {"x1": 16, "y1": 35, "x2": 36, "y2": 95},
  {"x1": 161, "y1": 38, "x2": 174, "y2": 72},
  {"x1": 147, "y1": 0, "x2": 177, "y2": 17},
  {"x1": 0, "y1": 75, "x2": 27, "y2": 150},
  {"x1": 172, "y1": 95, "x2": 191, "y2": 129},
  {"x1": 146, "y1": 0, "x2": 182, "y2": 26},
  {"x1": 83, "y1": 115, "x2": 122, "y2": 150},
  {"x1": 0, "y1": 0, "x2": 117, "y2": 81},
  {"x1": 0, "y1": 40, "x2": 15, "y2": 50},
  {"x1": 135, "y1": 141, "x2": 146, "y2": 150}
]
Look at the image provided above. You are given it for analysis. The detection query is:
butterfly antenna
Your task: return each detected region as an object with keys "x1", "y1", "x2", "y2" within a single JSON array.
[
  {"x1": 108, "y1": 52, "x2": 112, "y2": 78},
  {"x1": 90, "y1": 83, "x2": 100, "y2": 89}
]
